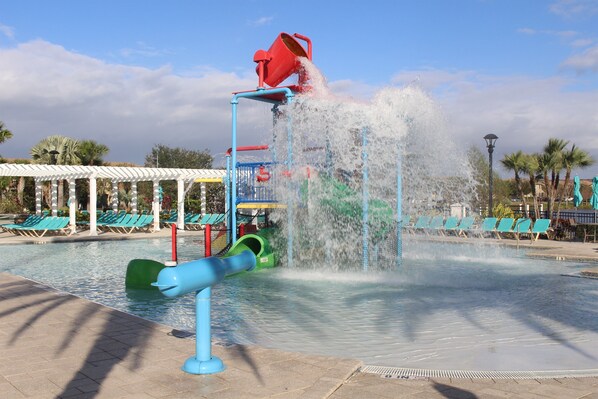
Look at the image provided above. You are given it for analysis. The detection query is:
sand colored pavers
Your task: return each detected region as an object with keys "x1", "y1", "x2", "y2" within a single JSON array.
[
  {"x1": 2, "y1": 228, "x2": 598, "y2": 398},
  {"x1": 0, "y1": 273, "x2": 361, "y2": 398}
]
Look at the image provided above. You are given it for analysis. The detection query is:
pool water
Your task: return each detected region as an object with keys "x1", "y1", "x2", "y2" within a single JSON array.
[{"x1": 1, "y1": 237, "x2": 598, "y2": 371}]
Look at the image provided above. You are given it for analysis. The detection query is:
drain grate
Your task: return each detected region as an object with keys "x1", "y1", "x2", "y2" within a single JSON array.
[{"x1": 361, "y1": 365, "x2": 598, "y2": 380}]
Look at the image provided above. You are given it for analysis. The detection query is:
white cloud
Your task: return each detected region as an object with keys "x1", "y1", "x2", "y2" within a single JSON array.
[
  {"x1": 561, "y1": 44, "x2": 598, "y2": 72},
  {"x1": 389, "y1": 69, "x2": 598, "y2": 177},
  {"x1": 0, "y1": 23, "x2": 14, "y2": 39},
  {"x1": 550, "y1": 0, "x2": 598, "y2": 17},
  {"x1": 120, "y1": 41, "x2": 172, "y2": 58},
  {"x1": 248, "y1": 16, "x2": 274, "y2": 27},
  {"x1": 0, "y1": 40, "x2": 268, "y2": 166}
]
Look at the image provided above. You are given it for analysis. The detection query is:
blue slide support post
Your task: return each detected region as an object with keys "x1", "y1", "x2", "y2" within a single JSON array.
[{"x1": 152, "y1": 250, "x2": 257, "y2": 374}]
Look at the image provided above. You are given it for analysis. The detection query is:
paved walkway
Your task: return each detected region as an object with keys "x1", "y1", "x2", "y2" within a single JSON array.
[{"x1": 2, "y1": 229, "x2": 598, "y2": 398}]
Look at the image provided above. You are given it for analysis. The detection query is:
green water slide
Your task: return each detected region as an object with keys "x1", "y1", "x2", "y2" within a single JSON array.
[
  {"x1": 224, "y1": 232, "x2": 276, "y2": 269},
  {"x1": 317, "y1": 175, "x2": 394, "y2": 239}
]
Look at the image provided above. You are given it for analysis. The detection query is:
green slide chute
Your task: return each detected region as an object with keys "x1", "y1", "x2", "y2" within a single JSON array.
[{"x1": 224, "y1": 233, "x2": 275, "y2": 269}]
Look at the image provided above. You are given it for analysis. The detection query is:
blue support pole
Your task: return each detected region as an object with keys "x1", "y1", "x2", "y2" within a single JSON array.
[
  {"x1": 362, "y1": 127, "x2": 369, "y2": 272},
  {"x1": 286, "y1": 94, "x2": 294, "y2": 268},
  {"x1": 397, "y1": 149, "x2": 403, "y2": 267},
  {"x1": 182, "y1": 286, "x2": 224, "y2": 374},
  {"x1": 231, "y1": 100, "x2": 239, "y2": 243},
  {"x1": 225, "y1": 154, "x2": 231, "y2": 245}
]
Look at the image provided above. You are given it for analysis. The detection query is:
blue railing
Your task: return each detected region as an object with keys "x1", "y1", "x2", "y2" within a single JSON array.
[{"x1": 236, "y1": 162, "x2": 278, "y2": 204}]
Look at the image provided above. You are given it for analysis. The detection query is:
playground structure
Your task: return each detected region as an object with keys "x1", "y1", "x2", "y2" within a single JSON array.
[{"x1": 227, "y1": 32, "x2": 404, "y2": 271}]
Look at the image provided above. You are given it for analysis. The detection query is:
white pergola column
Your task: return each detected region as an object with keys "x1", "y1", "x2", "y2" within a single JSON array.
[
  {"x1": 68, "y1": 179, "x2": 76, "y2": 234},
  {"x1": 131, "y1": 181, "x2": 138, "y2": 215},
  {"x1": 51, "y1": 180, "x2": 58, "y2": 216},
  {"x1": 35, "y1": 179, "x2": 42, "y2": 215},
  {"x1": 200, "y1": 182, "x2": 207, "y2": 217},
  {"x1": 153, "y1": 180, "x2": 160, "y2": 231},
  {"x1": 177, "y1": 179, "x2": 185, "y2": 230},
  {"x1": 111, "y1": 180, "x2": 119, "y2": 212},
  {"x1": 89, "y1": 176, "x2": 97, "y2": 236}
]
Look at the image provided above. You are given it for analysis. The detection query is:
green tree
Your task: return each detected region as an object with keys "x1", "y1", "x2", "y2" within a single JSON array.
[
  {"x1": 77, "y1": 140, "x2": 109, "y2": 166},
  {"x1": 0, "y1": 121, "x2": 13, "y2": 144},
  {"x1": 542, "y1": 138, "x2": 568, "y2": 218},
  {"x1": 31, "y1": 135, "x2": 81, "y2": 207},
  {"x1": 31, "y1": 135, "x2": 81, "y2": 165},
  {"x1": 500, "y1": 151, "x2": 529, "y2": 210},
  {"x1": 143, "y1": 145, "x2": 217, "y2": 212},
  {"x1": 144, "y1": 144, "x2": 213, "y2": 169},
  {"x1": 521, "y1": 153, "x2": 541, "y2": 218}
]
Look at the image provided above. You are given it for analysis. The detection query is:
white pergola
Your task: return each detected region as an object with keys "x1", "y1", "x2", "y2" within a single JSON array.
[{"x1": 0, "y1": 163, "x2": 225, "y2": 235}]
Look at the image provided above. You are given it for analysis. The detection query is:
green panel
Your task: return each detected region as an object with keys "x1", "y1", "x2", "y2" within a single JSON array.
[{"x1": 125, "y1": 259, "x2": 166, "y2": 290}]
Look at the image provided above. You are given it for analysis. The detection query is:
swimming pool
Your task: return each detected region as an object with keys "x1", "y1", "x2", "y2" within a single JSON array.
[{"x1": 1, "y1": 237, "x2": 597, "y2": 371}]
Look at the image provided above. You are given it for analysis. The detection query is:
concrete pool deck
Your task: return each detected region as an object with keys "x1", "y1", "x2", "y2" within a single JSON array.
[{"x1": 2, "y1": 229, "x2": 598, "y2": 398}]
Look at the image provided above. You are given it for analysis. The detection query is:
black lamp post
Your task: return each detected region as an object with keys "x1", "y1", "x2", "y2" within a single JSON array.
[
  {"x1": 49, "y1": 150, "x2": 60, "y2": 165},
  {"x1": 483, "y1": 134, "x2": 498, "y2": 217}
]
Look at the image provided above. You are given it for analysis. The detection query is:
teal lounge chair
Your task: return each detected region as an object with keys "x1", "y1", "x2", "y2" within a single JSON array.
[
  {"x1": 2, "y1": 215, "x2": 45, "y2": 233},
  {"x1": 476, "y1": 217, "x2": 498, "y2": 238},
  {"x1": 16, "y1": 217, "x2": 70, "y2": 237},
  {"x1": 531, "y1": 219, "x2": 551, "y2": 242},
  {"x1": 509, "y1": 218, "x2": 532, "y2": 240},
  {"x1": 411, "y1": 216, "x2": 431, "y2": 235},
  {"x1": 440, "y1": 216, "x2": 459, "y2": 235},
  {"x1": 494, "y1": 218, "x2": 514, "y2": 239},
  {"x1": 124, "y1": 214, "x2": 154, "y2": 234},
  {"x1": 425, "y1": 215, "x2": 445, "y2": 235},
  {"x1": 455, "y1": 216, "x2": 475, "y2": 237}
]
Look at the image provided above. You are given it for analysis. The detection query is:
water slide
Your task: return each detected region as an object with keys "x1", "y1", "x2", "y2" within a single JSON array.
[{"x1": 316, "y1": 175, "x2": 394, "y2": 239}]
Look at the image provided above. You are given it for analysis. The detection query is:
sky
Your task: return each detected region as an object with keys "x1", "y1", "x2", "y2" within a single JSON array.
[{"x1": 1, "y1": 0, "x2": 598, "y2": 176}]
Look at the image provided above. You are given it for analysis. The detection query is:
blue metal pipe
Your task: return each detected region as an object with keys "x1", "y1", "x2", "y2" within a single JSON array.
[
  {"x1": 225, "y1": 154, "x2": 231, "y2": 244},
  {"x1": 397, "y1": 148, "x2": 403, "y2": 267},
  {"x1": 152, "y1": 250, "x2": 257, "y2": 374},
  {"x1": 362, "y1": 127, "x2": 369, "y2": 272}
]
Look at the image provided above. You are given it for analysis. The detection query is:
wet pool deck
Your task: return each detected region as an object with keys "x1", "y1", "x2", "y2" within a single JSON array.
[{"x1": 1, "y1": 229, "x2": 598, "y2": 398}]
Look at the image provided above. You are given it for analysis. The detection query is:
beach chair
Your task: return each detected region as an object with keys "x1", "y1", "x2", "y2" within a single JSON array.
[
  {"x1": 124, "y1": 214, "x2": 154, "y2": 234},
  {"x1": 456, "y1": 216, "x2": 475, "y2": 237},
  {"x1": 476, "y1": 217, "x2": 497, "y2": 238},
  {"x1": 425, "y1": 215, "x2": 445, "y2": 235},
  {"x1": 411, "y1": 216, "x2": 431, "y2": 235},
  {"x1": 1, "y1": 215, "x2": 45, "y2": 234},
  {"x1": 494, "y1": 218, "x2": 515, "y2": 239},
  {"x1": 17, "y1": 217, "x2": 71, "y2": 237},
  {"x1": 531, "y1": 219, "x2": 551, "y2": 242},
  {"x1": 511, "y1": 218, "x2": 532, "y2": 240},
  {"x1": 440, "y1": 216, "x2": 459, "y2": 235}
]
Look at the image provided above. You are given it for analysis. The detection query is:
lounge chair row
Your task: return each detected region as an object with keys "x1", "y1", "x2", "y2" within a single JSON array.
[
  {"x1": 97, "y1": 213, "x2": 154, "y2": 234},
  {"x1": 404, "y1": 215, "x2": 552, "y2": 241},
  {"x1": 1, "y1": 216, "x2": 72, "y2": 237},
  {"x1": 161, "y1": 212, "x2": 226, "y2": 230}
]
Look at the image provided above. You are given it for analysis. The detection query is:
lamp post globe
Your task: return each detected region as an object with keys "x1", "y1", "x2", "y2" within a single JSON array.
[{"x1": 483, "y1": 134, "x2": 498, "y2": 217}]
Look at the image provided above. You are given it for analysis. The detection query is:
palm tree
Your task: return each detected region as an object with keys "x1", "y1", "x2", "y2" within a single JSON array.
[
  {"x1": 542, "y1": 138, "x2": 568, "y2": 218},
  {"x1": 31, "y1": 135, "x2": 80, "y2": 165},
  {"x1": 0, "y1": 121, "x2": 13, "y2": 145},
  {"x1": 522, "y1": 153, "x2": 541, "y2": 219},
  {"x1": 31, "y1": 135, "x2": 81, "y2": 208},
  {"x1": 77, "y1": 140, "x2": 109, "y2": 166},
  {"x1": 557, "y1": 144, "x2": 595, "y2": 215},
  {"x1": 501, "y1": 151, "x2": 528, "y2": 211}
]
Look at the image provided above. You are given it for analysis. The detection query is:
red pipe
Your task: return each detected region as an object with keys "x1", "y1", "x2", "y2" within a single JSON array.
[
  {"x1": 238, "y1": 223, "x2": 245, "y2": 238},
  {"x1": 171, "y1": 224, "x2": 177, "y2": 262},
  {"x1": 225, "y1": 145, "x2": 269, "y2": 156},
  {"x1": 204, "y1": 224, "x2": 212, "y2": 257}
]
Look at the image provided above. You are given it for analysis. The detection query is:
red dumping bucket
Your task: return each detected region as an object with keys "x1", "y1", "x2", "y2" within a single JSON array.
[{"x1": 255, "y1": 33, "x2": 310, "y2": 88}]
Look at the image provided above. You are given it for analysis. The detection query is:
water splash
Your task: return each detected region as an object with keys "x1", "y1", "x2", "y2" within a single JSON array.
[{"x1": 268, "y1": 59, "x2": 476, "y2": 270}]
